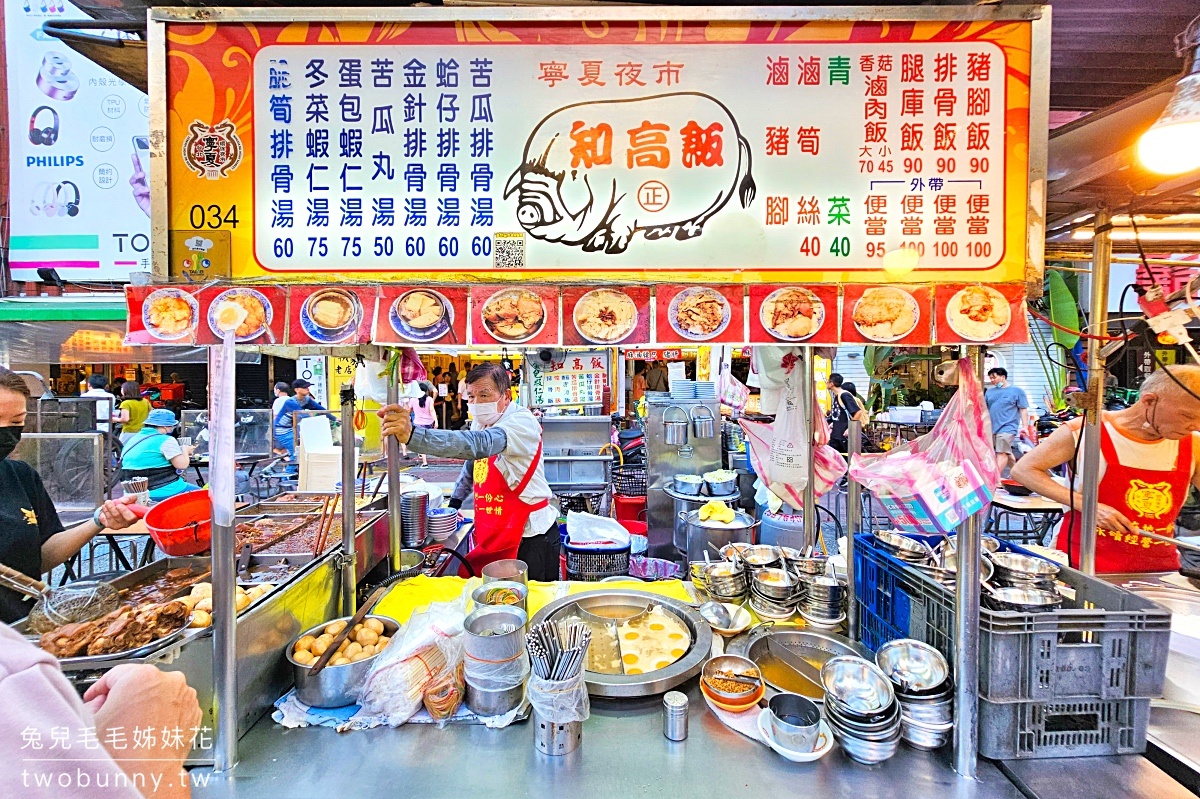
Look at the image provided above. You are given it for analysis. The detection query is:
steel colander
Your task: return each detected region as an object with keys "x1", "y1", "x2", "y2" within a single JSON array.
[{"x1": 0, "y1": 564, "x2": 119, "y2": 633}]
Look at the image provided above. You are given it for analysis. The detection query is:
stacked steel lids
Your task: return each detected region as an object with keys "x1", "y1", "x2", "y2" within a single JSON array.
[
  {"x1": 875, "y1": 639, "x2": 953, "y2": 750},
  {"x1": 821, "y1": 656, "x2": 902, "y2": 765},
  {"x1": 399, "y1": 489, "x2": 428, "y2": 548}
]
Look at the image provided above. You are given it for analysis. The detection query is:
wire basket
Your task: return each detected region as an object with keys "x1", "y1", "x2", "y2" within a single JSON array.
[
  {"x1": 565, "y1": 542, "x2": 631, "y2": 582},
  {"x1": 557, "y1": 492, "x2": 605, "y2": 515},
  {"x1": 611, "y1": 465, "x2": 647, "y2": 497}
]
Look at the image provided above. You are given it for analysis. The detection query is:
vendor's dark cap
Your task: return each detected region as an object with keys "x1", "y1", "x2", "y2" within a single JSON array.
[{"x1": 292, "y1": 379, "x2": 312, "y2": 389}]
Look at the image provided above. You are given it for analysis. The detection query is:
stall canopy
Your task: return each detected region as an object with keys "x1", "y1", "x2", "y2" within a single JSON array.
[{"x1": 0, "y1": 296, "x2": 257, "y2": 363}]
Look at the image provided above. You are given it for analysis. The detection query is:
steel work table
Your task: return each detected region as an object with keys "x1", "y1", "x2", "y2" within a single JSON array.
[{"x1": 193, "y1": 681, "x2": 1025, "y2": 798}]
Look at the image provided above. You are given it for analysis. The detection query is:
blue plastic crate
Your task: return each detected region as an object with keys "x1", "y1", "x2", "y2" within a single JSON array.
[{"x1": 853, "y1": 531, "x2": 1170, "y2": 705}]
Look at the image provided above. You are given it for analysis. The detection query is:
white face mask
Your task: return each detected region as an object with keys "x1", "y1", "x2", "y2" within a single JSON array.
[{"x1": 468, "y1": 401, "x2": 502, "y2": 426}]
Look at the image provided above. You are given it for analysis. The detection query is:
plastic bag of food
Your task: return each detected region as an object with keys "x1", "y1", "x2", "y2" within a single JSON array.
[
  {"x1": 848, "y1": 359, "x2": 998, "y2": 534},
  {"x1": 356, "y1": 601, "x2": 465, "y2": 726},
  {"x1": 526, "y1": 670, "x2": 590, "y2": 724}
]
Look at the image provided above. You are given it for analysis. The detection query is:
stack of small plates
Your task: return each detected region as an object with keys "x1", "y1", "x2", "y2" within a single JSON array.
[
  {"x1": 821, "y1": 656, "x2": 902, "y2": 765},
  {"x1": 693, "y1": 381, "x2": 717, "y2": 399},
  {"x1": 669, "y1": 381, "x2": 698, "y2": 400},
  {"x1": 875, "y1": 640, "x2": 953, "y2": 750},
  {"x1": 799, "y1": 575, "x2": 846, "y2": 629},
  {"x1": 426, "y1": 506, "x2": 458, "y2": 543},
  {"x1": 399, "y1": 489, "x2": 428, "y2": 548}
]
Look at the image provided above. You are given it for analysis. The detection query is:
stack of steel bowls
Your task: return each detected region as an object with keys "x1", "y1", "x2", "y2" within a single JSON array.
[
  {"x1": 749, "y1": 567, "x2": 798, "y2": 620},
  {"x1": 873, "y1": 530, "x2": 932, "y2": 564},
  {"x1": 798, "y1": 575, "x2": 846, "y2": 628},
  {"x1": 701, "y1": 560, "x2": 749, "y2": 603},
  {"x1": 784, "y1": 550, "x2": 828, "y2": 580},
  {"x1": 820, "y1": 656, "x2": 902, "y2": 765},
  {"x1": 399, "y1": 489, "x2": 428, "y2": 547},
  {"x1": 988, "y1": 552, "x2": 1060, "y2": 591},
  {"x1": 426, "y1": 506, "x2": 458, "y2": 543},
  {"x1": 875, "y1": 639, "x2": 953, "y2": 750}
]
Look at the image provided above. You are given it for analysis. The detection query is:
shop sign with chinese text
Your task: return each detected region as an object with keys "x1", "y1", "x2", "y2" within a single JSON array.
[{"x1": 155, "y1": 10, "x2": 1040, "y2": 286}]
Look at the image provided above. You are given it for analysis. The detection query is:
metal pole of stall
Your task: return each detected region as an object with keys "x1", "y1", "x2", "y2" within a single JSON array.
[
  {"x1": 209, "y1": 336, "x2": 238, "y2": 772},
  {"x1": 846, "y1": 417, "x2": 862, "y2": 641},
  {"x1": 386, "y1": 367, "x2": 403, "y2": 571},
  {"x1": 1078, "y1": 206, "x2": 1112, "y2": 576},
  {"x1": 340, "y1": 384, "x2": 357, "y2": 614},
  {"x1": 953, "y1": 348, "x2": 985, "y2": 780},
  {"x1": 801, "y1": 349, "x2": 818, "y2": 550}
]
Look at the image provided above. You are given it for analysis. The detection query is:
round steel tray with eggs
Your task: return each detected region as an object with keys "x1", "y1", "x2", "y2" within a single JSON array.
[{"x1": 530, "y1": 589, "x2": 712, "y2": 698}]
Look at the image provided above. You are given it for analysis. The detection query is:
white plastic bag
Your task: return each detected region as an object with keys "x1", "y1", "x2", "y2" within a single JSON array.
[
  {"x1": 526, "y1": 670, "x2": 590, "y2": 723},
  {"x1": 356, "y1": 601, "x2": 466, "y2": 726},
  {"x1": 770, "y1": 370, "x2": 810, "y2": 490},
  {"x1": 567, "y1": 511, "x2": 630, "y2": 547},
  {"x1": 354, "y1": 359, "x2": 391, "y2": 404}
]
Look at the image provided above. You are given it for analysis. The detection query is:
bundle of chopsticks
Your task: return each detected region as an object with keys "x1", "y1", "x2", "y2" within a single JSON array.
[
  {"x1": 526, "y1": 620, "x2": 591, "y2": 682},
  {"x1": 312, "y1": 495, "x2": 341, "y2": 557}
]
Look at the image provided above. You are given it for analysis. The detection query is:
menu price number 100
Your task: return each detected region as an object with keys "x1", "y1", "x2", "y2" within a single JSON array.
[{"x1": 799, "y1": 237, "x2": 850, "y2": 258}]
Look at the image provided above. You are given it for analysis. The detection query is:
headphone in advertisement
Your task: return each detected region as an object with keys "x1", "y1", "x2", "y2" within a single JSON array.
[
  {"x1": 55, "y1": 181, "x2": 80, "y2": 217},
  {"x1": 29, "y1": 181, "x2": 80, "y2": 217},
  {"x1": 28, "y1": 106, "x2": 59, "y2": 145}
]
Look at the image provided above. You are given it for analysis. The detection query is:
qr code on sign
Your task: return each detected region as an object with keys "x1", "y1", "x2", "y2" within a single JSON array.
[{"x1": 493, "y1": 233, "x2": 525, "y2": 269}]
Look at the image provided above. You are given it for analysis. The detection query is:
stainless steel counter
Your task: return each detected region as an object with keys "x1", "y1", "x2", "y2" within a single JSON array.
[{"x1": 192, "y1": 682, "x2": 1025, "y2": 798}]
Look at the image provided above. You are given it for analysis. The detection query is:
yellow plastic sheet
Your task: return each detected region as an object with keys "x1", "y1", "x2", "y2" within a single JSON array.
[{"x1": 373, "y1": 575, "x2": 695, "y2": 626}]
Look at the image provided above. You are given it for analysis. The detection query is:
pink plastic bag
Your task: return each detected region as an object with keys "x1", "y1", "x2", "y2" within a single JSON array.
[{"x1": 848, "y1": 359, "x2": 998, "y2": 533}]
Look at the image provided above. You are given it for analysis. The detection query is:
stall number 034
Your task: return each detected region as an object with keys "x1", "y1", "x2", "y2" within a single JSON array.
[{"x1": 190, "y1": 205, "x2": 239, "y2": 229}]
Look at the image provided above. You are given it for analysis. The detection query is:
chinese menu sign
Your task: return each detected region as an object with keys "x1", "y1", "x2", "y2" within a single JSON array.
[
  {"x1": 529, "y1": 351, "x2": 608, "y2": 406},
  {"x1": 161, "y1": 16, "x2": 1034, "y2": 285}
]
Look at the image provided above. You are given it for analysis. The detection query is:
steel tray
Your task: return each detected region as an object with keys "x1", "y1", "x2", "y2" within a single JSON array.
[{"x1": 529, "y1": 588, "x2": 712, "y2": 698}]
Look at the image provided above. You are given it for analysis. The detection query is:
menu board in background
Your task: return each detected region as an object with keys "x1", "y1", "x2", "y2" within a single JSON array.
[
  {"x1": 933, "y1": 283, "x2": 1029, "y2": 345},
  {"x1": 840, "y1": 284, "x2": 934, "y2": 346},
  {"x1": 374, "y1": 286, "x2": 468, "y2": 345},
  {"x1": 287, "y1": 285, "x2": 376, "y2": 345},
  {"x1": 125, "y1": 284, "x2": 199, "y2": 345},
  {"x1": 562, "y1": 286, "x2": 651, "y2": 347},
  {"x1": 6, "y1": 0, "x2": 151, "y2": 282},
  {"x1": 470, "y1": 285, "x2": 560, "y2": 346},
  {"x1": 749, "y1": 284, "x2": 840, "y2": 344},
  {"x1": 655, "y1": 284, "x2": 745, "y2": 344},
  {"x1": 529, "y1": 350, "x2": 609, "y2": 406},
  {"x1": 194, "y1": 283, "x2": 286, "y2": 345}
]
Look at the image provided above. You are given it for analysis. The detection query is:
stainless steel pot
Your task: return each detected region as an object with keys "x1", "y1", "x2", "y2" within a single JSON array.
[
  {"x1": 288, "y1": 615, "x2": 400, "y2": 708},
  {"x1": 664, "y1": 406, "x2": 689, "y2": 446},
  {"x1": 679, "y1": 508, "x2": 759, "y2": 565},
  {"x1": 665, "y1": 482, "x2": 741, "y2": 552},
  {"x1": 464, "y1": 605, "x2": 528, "y2": 661},
  {"x1": 465, "y1": 681, "x2": 525, "y2": 717},
  {"x1": 690, "y1": 405, "x2": 716, "y2": 439}
]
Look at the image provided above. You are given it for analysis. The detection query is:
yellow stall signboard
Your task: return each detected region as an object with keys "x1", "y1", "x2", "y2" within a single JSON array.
[{"x1": 153, "y1": 8, "x2": 1046, "y2": 287}]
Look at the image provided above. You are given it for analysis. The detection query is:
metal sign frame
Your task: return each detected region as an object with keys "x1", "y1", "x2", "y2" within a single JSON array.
[{"x1": 146, "y1": 5, "x2": 1050, "y2": 288}]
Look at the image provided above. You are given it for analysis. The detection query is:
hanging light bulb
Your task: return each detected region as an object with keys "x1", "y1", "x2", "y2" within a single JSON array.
[
  {"x1": 1137, "y1": 14, "x2": 1200, "y2": 175},
  {"x1": 881, "y1": 246, "x2": 919, "y2": 278}
]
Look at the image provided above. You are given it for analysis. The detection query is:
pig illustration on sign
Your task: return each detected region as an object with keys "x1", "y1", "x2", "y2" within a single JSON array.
[{"x1": 503, "y1": 92, "x2": 756, "y2": 254}]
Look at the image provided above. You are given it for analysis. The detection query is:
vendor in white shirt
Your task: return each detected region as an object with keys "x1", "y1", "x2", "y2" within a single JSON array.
[{"x1": 380, "y1": 362, "x2": 559, "y2": 580}]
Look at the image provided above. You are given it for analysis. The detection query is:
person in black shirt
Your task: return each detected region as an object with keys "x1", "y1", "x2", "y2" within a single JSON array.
[
  {"x1": 0, "y1": 367, "x2": 141, "y2": 623},
  {"x1": 829, "y1": 380, "x2": 868, "y2": 453}
]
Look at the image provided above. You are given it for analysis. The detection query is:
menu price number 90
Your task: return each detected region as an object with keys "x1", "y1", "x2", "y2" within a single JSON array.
[{"x1": 190, "y1": 204, "x2": 238, "y2": 229}]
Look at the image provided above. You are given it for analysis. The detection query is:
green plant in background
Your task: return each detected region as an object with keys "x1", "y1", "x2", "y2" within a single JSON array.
[
  {"x1": 1032, "y1": 269, "x2": 1081, "y2": 411},
  {"x1": 863, "y1": 346, "x2": 944, "y2": 412}
]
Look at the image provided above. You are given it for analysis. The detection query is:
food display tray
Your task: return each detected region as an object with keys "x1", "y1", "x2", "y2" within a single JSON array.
[{"x1": 853, "y1": 532, "x2": 1171, "y2": 704}]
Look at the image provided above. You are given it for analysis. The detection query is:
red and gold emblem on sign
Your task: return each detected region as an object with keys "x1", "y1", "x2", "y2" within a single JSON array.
[
  {"x1": 1126, "y1": 479, "x2": 1173, "y2": 519},
  {"x1": 182, "y1": 119, "x2": 243, "y2": 181}
]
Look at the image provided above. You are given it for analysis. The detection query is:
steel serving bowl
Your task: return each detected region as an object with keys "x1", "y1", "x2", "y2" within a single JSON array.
[
  {"x1": 875, "y1": 639, "x2": 950, "y2": 693},
  {"x1": 874, "y1": 530, "x2": 931, "y2": 561},
  {"x1": 983, "y1": 586, "x2": 1063, "y2": 613},
  {"x1": 753, "y1": 567, "x2": 797, "y2": 601},
  {"x1": 529, "y1": 588, "x2": 712, "y2": 698},
  {"x1": 740, "y1": 545, "x2": 783, "y2": 570},
  {"x1": 821, "y1": 656, "x2": 896, "y2": 717},
  {"x1": 702, "y1": 654, "x2": 761, "y2": 700},
  {"x1": 704, "y1": 476, "x2": 738, "y2": 496},
  {"x1": 471, "y1": 580, "x2": 529, "y2": 612},
  {"x1": 988, "y1": 551, "x2": 1061, "y2": 579},
  {"x1": 673, "y1": 475, "x2": 704, "y2": 496},
  {"x1": 941, "y1": 534, "x2": 1002, "y2": 555},
  {"x1": 288, "y1": 614, "x2": 399, "y2": 708}
]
